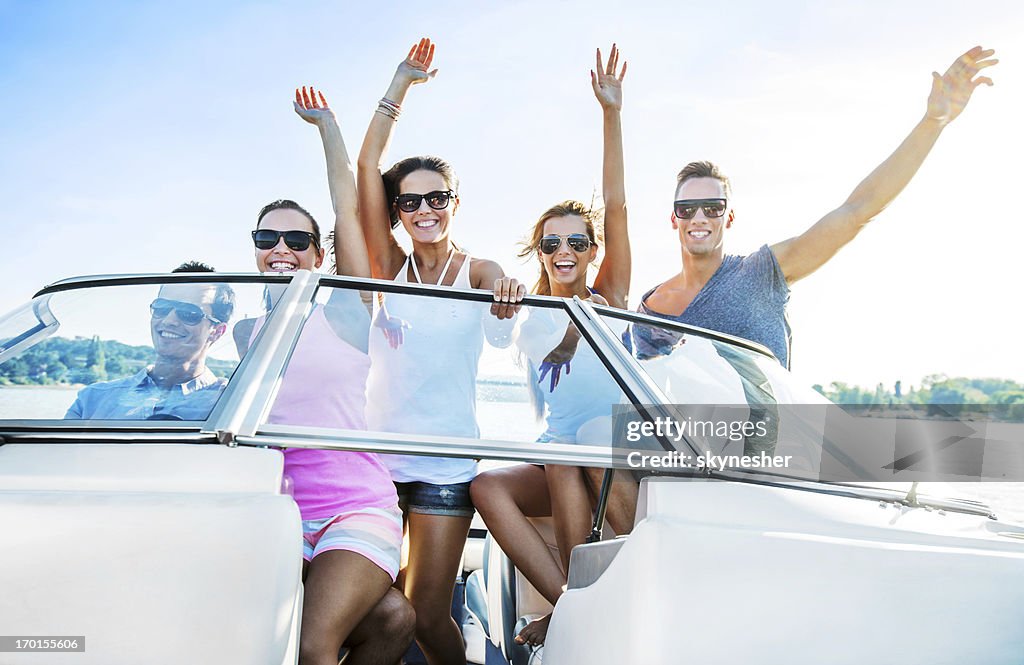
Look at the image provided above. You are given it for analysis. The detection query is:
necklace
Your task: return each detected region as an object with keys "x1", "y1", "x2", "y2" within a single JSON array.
[{"x1": 410, "y1": 248, "x2": 456, "y2": 286}]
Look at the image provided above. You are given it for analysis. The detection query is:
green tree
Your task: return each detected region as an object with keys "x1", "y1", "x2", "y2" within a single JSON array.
[{"x1": 85, "y1": 336, "x2": 107, "y2": 382}]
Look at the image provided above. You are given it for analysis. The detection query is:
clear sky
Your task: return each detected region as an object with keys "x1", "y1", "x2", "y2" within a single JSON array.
[{"x1": 1, "y1": 0, "x2": 1022, "y2": 390}]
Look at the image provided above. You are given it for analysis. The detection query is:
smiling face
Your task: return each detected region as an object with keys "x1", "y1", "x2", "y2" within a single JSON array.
[
  {"x1": 395, "y1": 169, "x2": 457, "y2": 246},
  {"x1": 255, "y1": 208, "x2": 325, "y2": 273},
  {"x1": 673, "y1": 177, "x2": 733, "y2": 258},
  {"x1": 150, "y1": 283, "x2": 225, "y2": 364},
  {"x1": 539, "y1": 215, "x2": 598, "y2": 294}
]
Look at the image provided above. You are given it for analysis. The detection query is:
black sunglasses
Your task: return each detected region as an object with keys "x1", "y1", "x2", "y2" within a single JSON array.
[
  {"x1": 251, "y1": 229, "x2": 319, "y2": 251},
  {"x1": 150, "y1": 298, "x2": 221, "y2": 326},
  {"x1": 393, "y1": 190, "x2": 455, "y2": 214},
  {"x1": 673, "y1": 198, "x2": 728, "y2": 220},
  {"x1": 540, "y1": 233, "x2": 592, "y2": 255}
]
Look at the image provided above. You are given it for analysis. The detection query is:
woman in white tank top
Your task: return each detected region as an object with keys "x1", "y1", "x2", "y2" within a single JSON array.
[{"x1": 354, "y1": 39, "x2": 524, "y2": 665}]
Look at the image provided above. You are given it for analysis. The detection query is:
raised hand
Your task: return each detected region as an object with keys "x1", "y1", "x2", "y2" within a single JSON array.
[
  {"x1": 396, "y1": 37, "x2": 438, "y2": 87},
  {"x1": 591, "y1": 43, "x2": 627, "y2": 111},
  {"x1": 294, "y1": 86, "x2": 335, "y2": 126},
  {"x1": 926, "y1": 46, "x2": 997, "y2": 126}
]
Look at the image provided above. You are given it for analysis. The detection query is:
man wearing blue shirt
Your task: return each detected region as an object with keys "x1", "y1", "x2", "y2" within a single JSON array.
[{"x1": 66, "y1": 275, "x2": 235, "y2": 421}]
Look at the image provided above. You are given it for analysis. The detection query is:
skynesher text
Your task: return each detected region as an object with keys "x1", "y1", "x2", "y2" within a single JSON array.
[{"x1": 626, "y1": 451, "x2": 793, "y2": 470}]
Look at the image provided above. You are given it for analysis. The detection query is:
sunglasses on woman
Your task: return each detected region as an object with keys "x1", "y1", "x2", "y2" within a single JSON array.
[
  {"x1": 393, "y1": 190, "x2": 455, "y2": 214},
  {"x1": 540, "y1": 233, "x2": 592, "y2": 254},
  {"x1": 150, "y1": 298, "x2": 222, "y2": 326},
  {"x1": 673, "y1": 198, "x2": 728, "y2": 220},
  {"x1": 251, "y1": 229, "x2": 319, "y2": 251}
]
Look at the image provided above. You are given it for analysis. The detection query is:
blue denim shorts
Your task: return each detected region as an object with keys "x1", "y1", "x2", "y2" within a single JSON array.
[{"x1": 394, "y1": 480, "x2": 475, "y2": 518}]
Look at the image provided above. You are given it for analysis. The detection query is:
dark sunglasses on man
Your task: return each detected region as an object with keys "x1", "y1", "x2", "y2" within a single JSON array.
[
  {"x1": 393, "y1": 190, "x2": 456, "y2": 214},
  {"x1": 539, "y1": 233, "x2": 592, "y2": 255},
  {"x1": 150, "y1": 298, "x2": 222, "y2": 326},
  {"x1": 251, "y1": 229, "x2": 319, "y2": 252},
  {"x1": 673, "y1": 198, "x2": 728, "y2": 220}
]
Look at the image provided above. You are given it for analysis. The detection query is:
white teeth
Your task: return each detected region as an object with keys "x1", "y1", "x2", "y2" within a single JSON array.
[
  {"x1": 270, "y1": 262, "x2": 296, "y2": 270},
  {"x1": 159, "y1": 331, "x2": 184, "y2": 339},
  {"x1": 414, "y1": 220, "x2": 438, "y2": 228},
  {"x1": 555, "y1": 262, "x2": 575, "y2": 268},
  {"x1": 689, "y1": 231, "x2": 710, "y2": 238}
]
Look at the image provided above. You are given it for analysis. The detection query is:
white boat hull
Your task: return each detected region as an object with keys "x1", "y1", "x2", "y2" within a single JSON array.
[
  {"x1": 0, "y1": 444, "x2": 302, "y2": 665},
  {"x1": 543, "y1": 478, "x2": 1024, "y2": 664}
]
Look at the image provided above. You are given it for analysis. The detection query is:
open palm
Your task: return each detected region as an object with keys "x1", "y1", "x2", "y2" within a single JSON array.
[
  {"x1": 926, "y1": 46, "x2": 997, "y2": 126},
  {"x1": 397, "y1": 37, "x2": 438, "y2": 86},
  {"x1": 293, "y1": 86, "x2": 334, "y2": 126},
  {"x1": 592, "y1": 44, "x2": 627, "y2": 111}
]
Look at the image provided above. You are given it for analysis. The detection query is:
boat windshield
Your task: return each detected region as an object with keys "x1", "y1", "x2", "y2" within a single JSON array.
[
  {"x1": 253, "y1": 282, "x2": 630, "y2": 455},
  {"x1": 0, "y1": 279, "x2": 271, "y2": 422},
  {"x1": 2, "y1": 274, "x2": 1013, "y2": 516},
  {"x1": 0, "y1": 276, "x2": 634, "y2": 463},
  {"x1": 598, "y1": 307, "x2": 841, "y2": 482}
]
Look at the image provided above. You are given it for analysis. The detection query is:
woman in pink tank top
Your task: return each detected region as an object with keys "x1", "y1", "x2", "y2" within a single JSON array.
[{"x1": 231, "y1": 87, "x2": 413, "y2": 665}]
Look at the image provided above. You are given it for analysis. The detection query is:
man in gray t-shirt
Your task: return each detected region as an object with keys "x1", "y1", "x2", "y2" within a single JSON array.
[{"x1": 641, "y1": 46, "x2": 997, "y2": 368}]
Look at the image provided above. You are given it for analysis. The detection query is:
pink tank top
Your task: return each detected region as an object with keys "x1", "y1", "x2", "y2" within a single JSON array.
[{"x1": 252, "y1": 305, "x2": 397, "y2": 520}]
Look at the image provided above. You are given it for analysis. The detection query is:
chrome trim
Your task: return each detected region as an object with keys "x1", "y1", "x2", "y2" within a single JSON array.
[
  {"x1": 0, "y1": 419, "x2": 203, "y2": 431},
  {"x1": 239, "y1": 423, "x2": 619, "y2": 468},
  {"x1": 0, "y1": 295, "x2": 59, "y2": 364},
  {"x1": 317, "y1": 273, "x2": 568, "y2": 309},
  {"x1": 0, "y1": 431, "x2": 218, "y2": 443},
  {"x1": 34, "y1": 272, "x2": 293, "y2": 298},
  {"x1": 34, "y1": 272, "x2": 569, "y2": 307},
  {"x1": 203, "y1": 271, "x2": 319, "y2": 440}
]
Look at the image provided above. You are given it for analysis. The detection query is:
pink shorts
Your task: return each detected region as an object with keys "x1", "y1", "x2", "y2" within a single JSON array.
[{"x1": 302, "y1": 505, "x2": 403, "y2": 581}]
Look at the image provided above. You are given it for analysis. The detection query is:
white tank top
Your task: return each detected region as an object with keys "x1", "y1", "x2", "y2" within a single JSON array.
[{"x1": 366, "y1": 252, "x2": 483, "y2": 484}]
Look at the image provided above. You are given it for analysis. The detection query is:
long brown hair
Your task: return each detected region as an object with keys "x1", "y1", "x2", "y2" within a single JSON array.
[{"x1": 518, "y1": 200, "x2": 603, "y2": 296}]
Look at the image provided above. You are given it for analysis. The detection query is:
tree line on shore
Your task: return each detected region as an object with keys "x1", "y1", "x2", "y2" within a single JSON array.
[
  {"x1": 813, "y1": 376, "x2": 1024, "y2": 408},
  {"x1": 0, "y1": 336, "x2": 235, "y2": 386},
  {"x1": 2, "y1": 337, "x2": 1022, "y2": 412}
]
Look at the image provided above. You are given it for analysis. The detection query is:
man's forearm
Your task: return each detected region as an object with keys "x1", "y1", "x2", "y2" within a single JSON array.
[{"x1": 842, "y1": 115, "x2": 944, "y2": 223}]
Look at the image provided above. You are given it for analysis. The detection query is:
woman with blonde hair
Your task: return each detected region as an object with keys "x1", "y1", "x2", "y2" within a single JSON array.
[{"x1": 471, "y1": 44, "x2": 636, "y2": 648}]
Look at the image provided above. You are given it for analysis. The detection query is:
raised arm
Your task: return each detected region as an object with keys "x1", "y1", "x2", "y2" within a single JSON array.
[
  {"x1": 771, "y1": 46, "x2": 998, "y2": 284},
  {"x1": 357, "y1": 37, "x2": 438, "y2": 279},
  {"x1": 590, "y1": 45, "x2": 630, "y2": 309},
  {"x1": 294, "y1": 86, "x2": 370, "y2": 279}
]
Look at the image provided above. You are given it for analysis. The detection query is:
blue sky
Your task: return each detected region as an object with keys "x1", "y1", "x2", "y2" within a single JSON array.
[{"x1": 2, "y1": 0, "x2": 1022, "y2": 388}]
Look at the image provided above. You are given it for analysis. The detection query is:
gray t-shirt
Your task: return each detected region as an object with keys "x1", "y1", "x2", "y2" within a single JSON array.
[{"x1": 638, "y1": 244, "x2": 791, "y2": 367}]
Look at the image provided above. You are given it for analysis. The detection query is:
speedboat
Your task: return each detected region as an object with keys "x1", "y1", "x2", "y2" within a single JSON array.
[{"x1": 1, "y1": 271, "x2": 1022, "y2": 664}]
